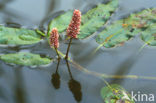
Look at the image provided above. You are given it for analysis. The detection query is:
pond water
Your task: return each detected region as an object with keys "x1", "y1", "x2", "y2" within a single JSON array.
[{"x1": 0, "y1": 0, "x2": 156, "y2": 103}]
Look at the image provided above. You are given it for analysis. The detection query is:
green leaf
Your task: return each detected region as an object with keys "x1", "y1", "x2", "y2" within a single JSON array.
[
  {"x1": 35, "y1": 29, "x2": 46, "y2": 36},
  {"x1": 101, "y1": 84, "x2": 135, "y2": 103},
  {"x1": 96, "y1": 20, "x2": 134, "y2": 48},
  {"x1": 47, "y1": 0, "x2": 118, "y2": 39},
  {"x1": 0, "y1": 52, "x2": 52, "y2": 66},
  {"x1": 121, "y1": 8, "x2": 156, "y2": 47},
  {"x1": 78, "y1": 0, "x2": 119, "y2": 39},
  {"x1": 0, "y1": 26, "x2": 42, "y2": 45},
  {"x1": 141, "y1": 24, "x2": 156, "y2": 46},
  {"x1": 95, "y1": 8, "x2": 156, "y2": 48},
  {"x1": 48, "y1": 11, "x2": 73, "y2": 36},
  {"x1": 124, "y1": 8, "x2": 156, "y2": 30}
]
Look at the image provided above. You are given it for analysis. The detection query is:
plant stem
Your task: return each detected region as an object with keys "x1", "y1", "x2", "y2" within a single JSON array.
[
  {"x1": 52, "y1": 47, "x2": 156, "y2": 81},
  {"x1": 65, "y1": 38, "x2": 72, "y2": 60},
  {"x1": 55, "y1": 48, "x2": 60, "y2": 59},
  {"x1": 54, "y1": 48, "x2": 61, "y2": 73}
]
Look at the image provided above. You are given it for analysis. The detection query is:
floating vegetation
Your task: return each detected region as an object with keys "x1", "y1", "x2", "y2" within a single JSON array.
[
  {"x1": 0, "y1": 26, "x2": 43, "y2": 45},
  {"x1": 0, "y1": 52, "x2": 52, "y2": 66},
  {"x1": 141, "y1": 24, "x2": 156, "y2": 46},
  {"x1": 101, "y1": 84, "x2": 135, "y2": 103},
  {"x1": 78, "y1": 0, "x2": 118, "y2": 39},
  {"x1": 96, "y1": 20, "x2": 133, "y2": 48},
  {"x1": 48, "y1": 0, "x2": 119, "y2": 39},
  {"x1": 48, "y1": 11, "x2": 73, "y2": 35},
  {"x1": 1, "y1": 1, "x2": 156, "y2": 103}
]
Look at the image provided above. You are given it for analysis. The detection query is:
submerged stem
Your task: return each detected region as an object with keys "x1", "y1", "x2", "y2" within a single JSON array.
[
  {"x1": 52, "y1": 47, "x2": 156, "y2": 81},
  {"x1": 65, "y1": 38, "x2": 72, "y2": 60}
]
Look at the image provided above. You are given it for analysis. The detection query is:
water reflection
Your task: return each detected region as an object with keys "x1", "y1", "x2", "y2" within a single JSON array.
[
  {"x1": 51, "y1": 58, "x2": 61, "y2": 89},
  {"x1": 51, "y1": 58, "x2": 82, "y2": 102},
  {"x1": 14, "y1": 66, "x2": 26, "y2": 103},
  {"x1": 110, "y1": 53, "x2": 140, "y2": 84},
  {"x1": 66, "y1": 60, "x2": 82, "y2": 102}
]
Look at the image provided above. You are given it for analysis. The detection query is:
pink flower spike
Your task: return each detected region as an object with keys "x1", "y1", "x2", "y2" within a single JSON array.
[
  {"x1": 49, "y1": 28, "x2": 59, "y2": 49},
  {"x1": 66, "y1": 9, "x2": 81, "y2": 38}
]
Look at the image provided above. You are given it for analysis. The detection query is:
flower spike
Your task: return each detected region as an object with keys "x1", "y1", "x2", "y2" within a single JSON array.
[
  {"x1": 65, "y1": 10, "x2": 81, "y2": 59},
  {"x1": 49, "y1": 28, "x2": 59, "y2": 49},
  {"x1": 66, "y1": 9, "x2": 81, "y2": 38}
]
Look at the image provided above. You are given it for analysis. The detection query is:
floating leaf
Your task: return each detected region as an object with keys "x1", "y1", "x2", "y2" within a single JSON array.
[
  {"x1": 47, "y1": 0, "x2": 118, "y2": 39},
  {"x1": 101, "y1": 84, "x2": 135, "y2": 103},
  {"x1": 78, "y1": 0, "x2": 118, "y2": 39},
  {"x1": 95, "y1": 8, "x2": 156, "y2": 49},
  {"x1": 35, "y1": 29, "x2": 46, "y2": 36},
  {"x1": 0, "y1": 26, "x2": 43, "y2": 45},
  {"x1": 0, "y1": 52, "x2": 52, "y2": 66},
  {"x1": 124, "y1": 8, "x2": 156, "y2": 30},
  {"x1": 141, "y1": 24, "x2": 156, "y2": 46},
  {"x1": 48, "y1": 11, "x2": 73, "y2": 36},
  {"x1": 96, "y1": 20, "x2": 134, "y2": 48}
]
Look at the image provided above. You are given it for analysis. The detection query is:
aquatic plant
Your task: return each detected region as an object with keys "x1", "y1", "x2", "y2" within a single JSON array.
[
  {"x1": 49, "y1": 28, "x2": 61, "y2": 89},
  {"x1": 1, "y1": 0, "x2": 156, "y2": 102},
  {"x1": 101, "y1": 84, "x2": 135, "y2": 103},
  {"x1": 66, "y1": 9, "x2": 81, "y2": 39},
  {"x1": 49, "y1": 28, "x2": 60, "y2": 58},
  {"x1": 0, "y1": 0, "x2": 155, "y2": 86},
  {"x1": 65, "y1": 9, "x2": 81, "y2": 59},
  {"x1": 49, "y1": 28, "x2": 59, "y2": 49}
]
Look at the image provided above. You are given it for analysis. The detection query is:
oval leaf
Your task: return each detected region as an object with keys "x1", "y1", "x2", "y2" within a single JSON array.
[
  {"x1": 0, "y1": 26, "x2": 43, "y2": 45},
  {"x1": 141, "y1": 24, "x2": 156, "y2": 46},
  {"x1": 48, "y1": 11, "x2": 73, "y2": 36},
  {"x1": 47, "y1": 0, "x2": 118, "y2": 39},
  {"x1": 125, "y1": 8, "x2": 156, "y2": 30},
  {"x1": 78, "y1": 0, "x2": 119, "y2": 39},
  {"x1": 96, "y1": 8, "x2": 156, "y2": 48},
  {"x1": 101, "y1": 84, "x2": 135, "y2": 103},
  {"x1": 96, "y1": 20, "x2": 134, "y2": 48},
  {"x1": 0, "y1": 52, "x2": 52, "y2": 66}
]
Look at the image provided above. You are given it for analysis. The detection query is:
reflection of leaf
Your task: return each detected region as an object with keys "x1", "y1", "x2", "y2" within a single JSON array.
[
  {"x1": 101, "y1": 84, "x2": 135, "y2": 103},
  {"x1": 51, "y1": 72, "x2": 60, "y2": 89},
  {"x1": 78, "y1": 0, "x2": 118, "y2": 39},
  {"x1": 0, "y1": 26, "x2": 43, "y2": 45},
  {"x1": 68, "y1": 79, "x2": 82, "y2": 102},
  {"x1": 48, "y1": 11, "x2": 73, "y2": 35},
  {"x1": 0, "y1": 52, "x2": 52, "y2": 66}
]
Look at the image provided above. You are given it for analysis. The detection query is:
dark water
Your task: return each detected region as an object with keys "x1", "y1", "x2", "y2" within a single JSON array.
[{"x1": 0, "y1": 0, "x2": 156, "y2": 103}]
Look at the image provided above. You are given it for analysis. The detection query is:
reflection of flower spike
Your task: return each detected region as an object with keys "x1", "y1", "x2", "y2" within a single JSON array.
[
  {"x1": 51, "y1": 72, "x2": 60, "y2": 89},
  {"x1": 66, "y1": 9, "x2": 81, "y2": 38},
  {"x1": 49, "y1": 28, "x2": 59, "y2": 49},
  {"x1": 65, "y1": 59, "x2": 82, "y2": 102}
]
